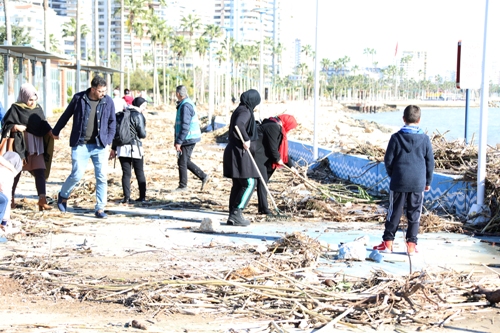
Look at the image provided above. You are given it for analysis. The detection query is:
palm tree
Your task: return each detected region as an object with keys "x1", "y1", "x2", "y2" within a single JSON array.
[
  {"x1": 148, "y1": 13, "x2": 167, "y2": 105},
  {"x1": 195, "y1": 36, "x2": 209, "y2": 104},
  {"x1": 180, "y1": 14, "x2": 201, "y2": 100},
  {"x1": 122, "y1": 0, "x2": 148, "y2": 70},
  {"x1": 62, "y1": 18, "x2": 90, "y2": 60},
  {"x1": 172, "y1": 35, "x2": 190, "y2": 76},
  {"x1": 161, "y1": 25, "x2": 174, "y2": 104},
  {"x1": 49, "y1": 34, "x2": 61, "y2": 53}
]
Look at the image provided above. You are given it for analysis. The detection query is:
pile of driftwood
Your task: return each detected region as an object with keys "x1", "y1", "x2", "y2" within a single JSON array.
[{"x1": 2, "y1": 232, "x2": 499, "y2": 332}]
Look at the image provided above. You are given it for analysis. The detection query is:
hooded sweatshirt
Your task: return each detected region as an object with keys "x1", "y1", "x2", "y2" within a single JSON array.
[{"x1": 384, "y1": 126, "x2": 435, "y2": 192}]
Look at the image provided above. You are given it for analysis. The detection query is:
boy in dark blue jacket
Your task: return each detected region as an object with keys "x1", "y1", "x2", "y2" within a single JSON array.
[{"x1": 373, "y1": 105, "x2": 435, "y2": 255}]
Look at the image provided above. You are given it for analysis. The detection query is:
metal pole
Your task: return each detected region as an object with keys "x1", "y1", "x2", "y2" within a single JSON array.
[
  {"x1": 208, "y1": 41, "x2": 215, "y2": 131},
  {"x1": 464, "y1": 89, "x2": 469, "y2": 144},
  {"x1": 312, "y1": 0, "x2": 319, "y2": 160},
  {"x1": 476, "y1": 0, "x2": 491, "y2": 206},
  {"x1": 259, "y1": 11, "x2": 264, "y2": 99}
]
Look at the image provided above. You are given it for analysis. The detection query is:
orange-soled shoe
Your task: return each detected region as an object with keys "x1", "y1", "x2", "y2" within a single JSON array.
[
  {"x1": 406, "y1": 242, "x2": 418, "y2": 256},
  {"x1": 372, "y1": 240, "x2": 393, "y2": 253}
]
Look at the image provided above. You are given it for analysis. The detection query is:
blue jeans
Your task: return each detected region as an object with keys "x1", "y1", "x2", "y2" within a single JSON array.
[
  {"x1": 60, "y1": 144, "x2": 108, "y2": 211},
  {"x1": 0, "y1": 192, "x2": 8, "y2": 222}
]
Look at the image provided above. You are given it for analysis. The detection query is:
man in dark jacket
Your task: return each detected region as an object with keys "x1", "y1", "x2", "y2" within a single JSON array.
[
  {"x1": 174, "y1": 85, "x2": 209, "y2": 192},
  {"x1": 51, "y1": 75, "x2": 116, "y2": 218},
  {"x1": 223, "y1": 89, "x2": 261, "y2": 226}
]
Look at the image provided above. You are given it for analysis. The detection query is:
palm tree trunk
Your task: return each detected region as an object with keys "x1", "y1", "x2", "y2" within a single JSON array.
[
  {"x1": 163, "y1": 45, "x2": 166, "y2": 105},
  {"x1": 200, "y1": 55, "x2": 205, "y2": 104},
  {"x1": 120, "y1": 0, "x2": 124, "y2": 90}
]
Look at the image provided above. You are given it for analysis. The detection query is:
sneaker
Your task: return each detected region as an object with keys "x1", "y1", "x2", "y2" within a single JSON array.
[
  {"x1": 1, "y1": 221, "x2": 20, "y2": 235},
  {"x1": 172, "y1": 187, "x2": 188, "y2": 193},
  {"x1": 373, "y1": 240, "x2": 393, "y2": 253},
  {"x1": 135, "y1": 197, "x2": 146, "y2": 203},
  {"x1": 57, "y1": 193, "x2": 68, "y2": 213},
  {"x1": 200, "y1": 174, "x2": 211, "y2": 191},
  {"x1": 95, "y1": 210, "x2": 108, "y2": 219},
  {"x1": 406, "y1": 242, "x2": 418, "y2": 256}
]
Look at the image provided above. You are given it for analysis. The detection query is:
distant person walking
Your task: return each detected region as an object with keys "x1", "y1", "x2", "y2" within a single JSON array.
[
  {"x1": 112, "y1": 89, "x2": 126, "y2": 112},
  {"x1": 110, "y1": 97, "x2": 147, "y2": 204},
  {"x1": 173, "y1": 85, "x2": 209, "y2": 192},
  {"x1": 223, "y1": 89, "x2": 261, "y2": 226},
  {"x1": 373, "y1": 105, "x2": 435, "y2": 255},
  {"x1": 51, "y1": 75, "x2": 116, "y2": 218},
  {"x1": 1, "y1": 83, "x2": 55, "y2": 211},
  {"x1": 123, "y1": 89, "x2": 133, "y2": 106}
]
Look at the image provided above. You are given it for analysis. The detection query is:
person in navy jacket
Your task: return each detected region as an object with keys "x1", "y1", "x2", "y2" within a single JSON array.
[
  {"x1": 373, "y1": 105, "x2": 434, "y2": 256},
  {"x1": 51, "y1": 75, "x2": 116, "y2": 218}
]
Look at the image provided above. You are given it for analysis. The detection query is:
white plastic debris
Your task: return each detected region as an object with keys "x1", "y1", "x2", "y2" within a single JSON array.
[
  {"x1": 199, "y1": 218, "x2": 214, "y2": 232},
  {"x1": 338, "y1": 236, "x2": 370, "y2": 261}
]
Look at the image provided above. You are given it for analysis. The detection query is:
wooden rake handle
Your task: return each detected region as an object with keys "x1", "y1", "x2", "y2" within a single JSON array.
[{"x1": 233, "y1": 126, "x2": 280, "y2": 213}]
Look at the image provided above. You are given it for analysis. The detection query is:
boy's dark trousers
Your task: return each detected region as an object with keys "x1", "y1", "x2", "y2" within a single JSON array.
[{"x1": 383, "y1": 191, "x2": 424, "y2": 244}]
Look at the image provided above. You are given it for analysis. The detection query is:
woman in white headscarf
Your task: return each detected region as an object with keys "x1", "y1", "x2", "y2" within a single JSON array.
[{"x1": 1, "y1": 83, "x2": 54, "y2": 211}]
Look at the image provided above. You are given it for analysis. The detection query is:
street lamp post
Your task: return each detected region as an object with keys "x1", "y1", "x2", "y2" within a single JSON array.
[{"x1": 313, "y1": 0, "x2": 320, "y2": 160}]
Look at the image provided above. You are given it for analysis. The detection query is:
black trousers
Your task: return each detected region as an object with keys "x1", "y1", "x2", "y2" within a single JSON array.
[
  {"x1": 256, "y1": 163, "x2": 275, "y2": 213},
  {"x1": 119, "y1": 157, "x2": 146, "y2": 199},
  {"x1": 177, "y1": 143, "x2": 206, "y2": 188},
  {"x1": 12, "y1": 168, "x2": 46, "y2": 197},
  {"x1": 383, "y1": 191, "x2": 424, "y2": 244},
  {"x1": 229, "y1": 178, "x2": 257, "y2": 211}
]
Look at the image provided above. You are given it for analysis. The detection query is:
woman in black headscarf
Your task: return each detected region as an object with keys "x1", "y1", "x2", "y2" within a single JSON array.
[{"x1": 223, "y1": 89, "x2": 261, "y2": 226}]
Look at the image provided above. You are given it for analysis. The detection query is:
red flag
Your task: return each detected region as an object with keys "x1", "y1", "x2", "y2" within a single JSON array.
[{"x1": 394, "y1": 42, "x2": 398, "y2": 57}]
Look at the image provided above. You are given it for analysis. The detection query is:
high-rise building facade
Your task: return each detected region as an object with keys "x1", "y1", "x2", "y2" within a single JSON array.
[
  {"x1": 400, "y1": 50, "x2": 427, "y2": 81},
  {"x1": 214, "y1": 0, "x2": 281, "y2": 75}
]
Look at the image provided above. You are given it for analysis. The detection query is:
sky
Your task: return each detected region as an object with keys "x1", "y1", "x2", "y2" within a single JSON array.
[
  {"x1": 193, "y1": 0, "x2": 500, "y2": 78},
  {"x1": 280, "y1": 0, "x2": 500, "y2": 77}
]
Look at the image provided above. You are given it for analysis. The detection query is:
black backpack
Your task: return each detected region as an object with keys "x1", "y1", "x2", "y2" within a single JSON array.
[{"x1": 113, "y1": 108, "x2": 133, "y2": 147}]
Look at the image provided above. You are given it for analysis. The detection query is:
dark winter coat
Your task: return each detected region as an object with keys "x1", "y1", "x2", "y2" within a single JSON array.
[
  {"x1": 384, "y1": 131, "x2": 434, "y2": 193},
  {"x1": 52, "y1": 88, "x2": 116, "y2": 147},
  {"x1": 111, "y1": 107, "x2": 146, "y2": 151},
  {"x1": 254, "y1": 119, "x2": 292, "y2": 171},
  {"x1": 223, "y1": 106, "x2": 260, "y2": 179}
]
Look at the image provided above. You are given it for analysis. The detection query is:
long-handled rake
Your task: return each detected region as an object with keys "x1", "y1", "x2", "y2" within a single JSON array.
[{"x1": 234, "y1": 126, "x2": 292, "y2": 221}]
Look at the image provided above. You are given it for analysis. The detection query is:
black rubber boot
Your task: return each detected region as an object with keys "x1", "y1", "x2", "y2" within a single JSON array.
[{"x1": 227, "y1": 208, "x2": 251, "y2": 226}]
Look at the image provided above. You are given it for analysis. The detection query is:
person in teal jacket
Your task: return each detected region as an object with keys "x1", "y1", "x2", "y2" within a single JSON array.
[{"x1": 173, "y1": 85, "x2": 209, "y2": 192}]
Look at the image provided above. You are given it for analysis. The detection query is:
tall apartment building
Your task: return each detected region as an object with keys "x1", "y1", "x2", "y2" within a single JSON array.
[
  {"x1": 400, "y1": 50, "x2": 427, "y2": 81},
  {"x1": 0, "y1": 1, "x2": 71, "y2": 54},
  {"x1": 214, "y1": 0, "x2": 281, "y2": 75}
]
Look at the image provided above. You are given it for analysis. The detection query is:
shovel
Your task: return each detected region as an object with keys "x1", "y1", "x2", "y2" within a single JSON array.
[{"x1": 234, "y1": 126, "x2": 292, "y2": 221}]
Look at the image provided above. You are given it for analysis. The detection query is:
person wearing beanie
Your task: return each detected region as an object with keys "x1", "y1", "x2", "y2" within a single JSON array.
[
  {"x1": 110, "y1": 97, "x2": 147, "y2": 204},
  {"x1": 0, "y1": 151, "x2": 22, "y2": 232},
  {"x1": 1, "y1": 83, "x2": 55, "y2": 211}
]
